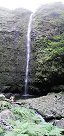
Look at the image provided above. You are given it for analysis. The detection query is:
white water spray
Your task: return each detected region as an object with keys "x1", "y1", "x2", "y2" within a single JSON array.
[{"x1": 25, "y1": 14, "x2": 33, "y2": 95}]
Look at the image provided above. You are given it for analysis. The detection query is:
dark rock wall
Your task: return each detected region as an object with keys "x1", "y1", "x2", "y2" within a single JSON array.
[
  {"x1": 29, "y1": 3, "x2": 64, "y2": 95},
  {"x1": 0, "y1": 3, "x2": 64, "y2": 95},
  {"x1": 0, "y1": 8, "x2": 31, "y2": 93}
]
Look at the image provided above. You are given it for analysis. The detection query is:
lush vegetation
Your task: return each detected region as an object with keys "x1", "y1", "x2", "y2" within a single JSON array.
[
  {"x1": 30, "y1": 3, "x2": 64, "y2": 94},
  {"x1": 0, "y1": 101, "x2": 64, "y2": 136},
  {"x1": 35, "y1": 33, "x2": 64, "y2": 79}
]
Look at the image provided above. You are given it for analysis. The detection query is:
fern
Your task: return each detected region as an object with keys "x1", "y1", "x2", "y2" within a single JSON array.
[{"x1": 0, "y1": 104, "x2": 64, "y2": 136}]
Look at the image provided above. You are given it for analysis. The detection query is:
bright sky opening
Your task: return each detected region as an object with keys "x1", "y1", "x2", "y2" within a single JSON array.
[{"x1": 0, "y1": 0, "x2": 64, "y2": 12}]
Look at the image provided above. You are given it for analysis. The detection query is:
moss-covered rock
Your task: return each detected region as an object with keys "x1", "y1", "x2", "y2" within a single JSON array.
[{"x1": 29, "y1": 2, "x2": 64, "y2": 94}]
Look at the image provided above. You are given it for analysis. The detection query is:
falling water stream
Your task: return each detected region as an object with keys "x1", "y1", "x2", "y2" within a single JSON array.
[
  {"x1": 23, "y1": 14, "x2": 45, "y2": 122},
  {"x1": 24, "y1": 13, "x2": 33, "y2": 96}
]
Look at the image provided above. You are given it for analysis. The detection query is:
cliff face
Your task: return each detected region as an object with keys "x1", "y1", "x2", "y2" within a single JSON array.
[
  {"x1": 29, "y1": 3, "x2": 64, "y2": 95},
  {"x1": 0, "y1": 3, "x2": 64, "y2": 95},
  {"x1": 0, "y1": 8, "x2": 31, "y2": 93}
]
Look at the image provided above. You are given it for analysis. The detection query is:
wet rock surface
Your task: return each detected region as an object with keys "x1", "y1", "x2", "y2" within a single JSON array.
[
  {"x1": 0, "y1": 109, "x2": 14, "y2": 130},
  {"x1": 17, "y1": 92, "x2": 64, "y2": 128},
  {"x1": 0, "y1": 8, "x2": 31, "y2": 93},
  {"x1": 0, "y1": 4, "x2": 64, "y2": 96},
  {"x1": 53, "y1": 118, "x2": 64, "y2": 129}
]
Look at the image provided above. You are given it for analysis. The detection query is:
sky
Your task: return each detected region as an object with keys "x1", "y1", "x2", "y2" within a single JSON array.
[{"x1": 0, "y1": 0, "x2": 64, "y2": 12}]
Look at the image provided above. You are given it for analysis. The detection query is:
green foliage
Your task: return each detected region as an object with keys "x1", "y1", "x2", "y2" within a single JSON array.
[
  {"x1": 0, "y1": 127, "x2": 4, "y2": 133},
  {"x1": 31, "y1": 3, "x2": 64, "y2": 92},
  {"x1": 0, "y1": 105, "x2": 63, "y2": 136},
  {"x1": 12, "y1": 106, "x2": 42, "y2": 124},
  {"x1": 0, "y1": 127, "x2": 4, "y2": 136},
  {"x1": 4, "y1": 131, "x2": 28, "y2": 136},
  {"x1": 0, "y1": 101, "x2": 11, "y2": 111},
  {"x1": 35, "y1": 33, "x2": 64, "y2": 62},
  {"x1": 49, "y1": 127, "x2": 64, "y2": 136},
  {"x1": 32, "y1": 33, "x2": 64, "y2": 83},
  {"x1": 4, "y1": 122, "x2": 64, "y2": 136}
]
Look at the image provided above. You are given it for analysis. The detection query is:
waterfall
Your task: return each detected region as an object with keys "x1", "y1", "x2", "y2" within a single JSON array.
[{"x1": 24, "y1": 13, "x2": 33, "y2": 95}]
